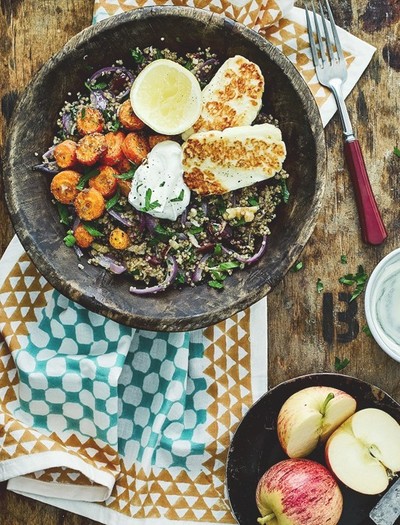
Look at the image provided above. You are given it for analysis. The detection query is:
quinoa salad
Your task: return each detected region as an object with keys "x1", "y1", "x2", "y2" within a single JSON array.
[{"x1": 35, "y1": 46, "x2": 289, "y2": 294}]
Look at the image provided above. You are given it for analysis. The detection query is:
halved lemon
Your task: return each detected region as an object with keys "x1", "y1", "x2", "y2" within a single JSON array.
[{"x1": 130, "y1": 59, "x2": 202, "y2": 135}]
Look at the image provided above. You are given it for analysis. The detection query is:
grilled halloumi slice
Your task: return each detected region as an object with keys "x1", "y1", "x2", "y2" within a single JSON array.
[
  {"x1": 182, "y1": 55, "x2": 264, "y2": 140},
  {"x1": 182, "y1": 123, "x2": 286, "y2": 195}
]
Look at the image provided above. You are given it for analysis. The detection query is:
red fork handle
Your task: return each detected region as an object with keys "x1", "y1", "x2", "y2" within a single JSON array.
[{"x1": 344, "y1": 139, "x2": 387, "y2": 245}]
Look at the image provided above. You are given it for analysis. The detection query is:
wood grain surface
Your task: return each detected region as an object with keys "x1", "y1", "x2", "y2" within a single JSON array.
[{"x1": 0, "y1": 0, "x2": 399, "y2": 523}]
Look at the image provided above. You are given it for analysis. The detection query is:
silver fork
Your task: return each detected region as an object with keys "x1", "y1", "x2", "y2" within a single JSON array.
[{"x1": 305, "y1": 0, "x2": 387, "y2": 245}]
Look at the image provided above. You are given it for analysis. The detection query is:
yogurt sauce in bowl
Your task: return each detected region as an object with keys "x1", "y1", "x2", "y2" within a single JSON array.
[{"x1": 365, "y1": 248, "x2": 400, "y2": 362}]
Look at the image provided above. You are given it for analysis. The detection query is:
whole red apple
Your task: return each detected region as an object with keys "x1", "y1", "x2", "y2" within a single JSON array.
[{"x1": 255, "y1": 458, "x2": 343, "y2": 525}]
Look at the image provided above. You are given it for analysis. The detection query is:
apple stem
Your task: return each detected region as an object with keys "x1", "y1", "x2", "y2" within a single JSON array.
[
  {"x1": 257, "y1": 513, "x2": 276, "y2": 524},
  {"x1": 320, "y1": 393, "x2": 335, "y2": 416}
]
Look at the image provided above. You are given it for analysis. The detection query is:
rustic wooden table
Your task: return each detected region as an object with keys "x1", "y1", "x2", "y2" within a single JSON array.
[{"x1": 0, "y1": 0, "x2": 399, "y2": 523}]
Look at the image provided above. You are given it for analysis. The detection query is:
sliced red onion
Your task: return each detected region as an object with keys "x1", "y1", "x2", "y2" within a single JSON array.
[
  {"x1": 94, "y1": 254, "x2": 127, "y2": 274},
  {"x1": 222, "y1": 235, "x2": 267, "y2": 264},
  {"x1": 89, "y1": 66, "x2": 134, "y2": 100},
  {"x1": 129, "y1": 255, "x2": 178, "y2": 295},
  {"x1": 43, "y1": 145, "x2": 55, "y2": 160},
  {"x1": 33, "y1": 162, "x2": 60, "y2": 175},
  {"x1": 193, "y1": 58, "x2": 220, "y2": 83},
  {"x1": 107, "y1": 208, "x2": 133, "y2": 227},
  {"x1": 144, "y1": 214, "x2": 158, "y2": 233},
  {"x1": 192, "y1": 253, "x2": 211, "y2": 283},
  {"x1": 90, "y1": 90, "x2": 108, "y2": 111},
  {"x1": 73, "y1": 244, "x2": 84, "y2": 259},
  {"x1": 138, "y1": 212, "x2": 146, "y2": 233},
  {"x1": 72, "y1": 216, "x2": 80, "y2": 232},
  {"x1": 62, "y1": 113, "x2": 74, "y2": 134}
]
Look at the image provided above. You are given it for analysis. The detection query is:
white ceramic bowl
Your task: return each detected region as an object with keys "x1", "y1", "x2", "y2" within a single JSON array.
[{"x1": 365, "y1": 248, "x2": 400, "y2": 362}]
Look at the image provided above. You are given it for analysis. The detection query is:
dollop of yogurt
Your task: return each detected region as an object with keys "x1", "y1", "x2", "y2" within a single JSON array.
[
  {"x1": 128, "y1": 140, "x2": 190, "y2": 221},
  {"x1": 376, "y1": 263, "x2": 400, "y2": 345}
]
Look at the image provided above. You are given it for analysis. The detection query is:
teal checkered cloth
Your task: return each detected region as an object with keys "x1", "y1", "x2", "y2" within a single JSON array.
[{"x1": 0, "y1": 236, "x2": 267, "y2": 524}]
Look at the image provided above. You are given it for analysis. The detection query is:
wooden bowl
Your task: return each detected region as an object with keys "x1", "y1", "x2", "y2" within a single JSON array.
[{"x1": 3, "y1": 6, "x2": 326, "y2": 331}]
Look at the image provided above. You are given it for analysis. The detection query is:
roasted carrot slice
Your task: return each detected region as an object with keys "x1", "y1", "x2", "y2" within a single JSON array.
[
  {"x1": 53, "y1": 140, "x2": 77, "y2": 168},
  {"x1": 74, "y1": 187, "x2": 105, "y2": 221},
  {"x1": 116, "y1": 179, "x2": 132, "y2": 197},
  {"x1": 109, "y1": 228, "x2": 130, "y2": 250},
  {"x1": 121, "y1": 133, "x2": 149, "y2": 164},
  {"x1": 88, "y1": 165, "x2": 118, "y2": 198},
  {"x1": 115, "y1": 155, "x2": 133, "y2": 174},
  {"x1": 118, "y1": 100, "x2": 145, "y2": 131},
  {"x1": 76, "y1": 106, "x2": 105, "y2": 135},
  {"x1": 148, "y1": 134, "x2": 172, "y2": 149},
  {"x1": 74, "y1": 223, "x2": 94, "y2": 248},
  {"x1": 50, "y1": 170, "x2": 80, "y2": 204},
  {"x1": 76, "y1": 133, "x2": 107, "y2": 166},
  {"x1": 103, "y1": 131, "x2": 126, "y2": 166}
]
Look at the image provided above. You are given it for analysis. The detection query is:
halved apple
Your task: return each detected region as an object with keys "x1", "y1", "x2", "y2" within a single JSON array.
[
  {"x1": 325, "y1": 408, "x2": 400, "y2": 495},
  {"x1": 277, "y1": 386, "x2": 357, "y2": 458}
]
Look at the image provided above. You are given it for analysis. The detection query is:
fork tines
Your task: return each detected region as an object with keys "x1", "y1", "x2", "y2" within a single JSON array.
[{"x1": 305, "y1": 0, "x2": 344, "y2": 67}]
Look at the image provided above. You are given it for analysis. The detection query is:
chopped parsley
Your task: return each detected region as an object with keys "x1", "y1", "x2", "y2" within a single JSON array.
[
  {"x1": 142, "y1": 188, "x2": 160, "y2": 212},
  {"x1": 115, "y1": 168, "x2": 136, "y2": 180},
  {"x1": 207, "y1": 260, "x2": 241, "y2": 289},
  {"x1": 208, "y1": 280, "x2": 224, "y2": 289},
  {"x1": 362, "y1": 324, "x2": 372, "y2": 337},
  {"x1": 291, "y1": 261, "x2": 303, "y2": 272},
  {"x1": 216, "y1": 196, "x2": 227, "y2": 215},
  {"x1": 85, "y1": 80, "x2": 108, "y2": 91},
  {"x1": 232, "y1": 218, "x2": 247, "y2": 227},
  {"x1": 76, "y1": 168, "x2": 99, "y2": 190},
  {"x1": 340, "y1": 255, "x2": 348, "y2": 264},
  {"x1": 154, "y1": 224, "x2": 173, "y2": 239},
  {"x1": 217, "y1": 261, "x2": 241, "y2": 271},
  {"x1": 214, "y1": 243, "x2": 222, "y2": 255},
  {"x1": 82, "y1": 223, "x2": 103, "y2": 237},
  {"x1": 316, "y1": 278, "x2": 324, "y2": 294},
  {"x1": 188, "y1": 225, "x2": 203, "y2": 235},
  {"x1": 339, "y1": 265, "x2": 368, "y2": 302},
  {"x1": 334, "y1": 357, "x2": 350, "y2": 372},
  {"x1": 170, "y1": 189, "x2": 185, "y2": 202},
  {"x1": 394, "y1": 146, "x2": 400, "y2": 158},
  {"x1": 56, "y1": 202, "x2": 70, "y2": 225},
  {"x1": 105, "y1": 188, "x2": 121, "y2": 210},
  {"x1": 131, "y1": 48, "x2": 144, "y2": 63},
  {"x1": 176, "y1": 273, "x2": 186, "y2": 284},
  {"x1": 280, "y1": 179, "x2": 290, "y2": 203},
  {"x1": 63, "y1": 230, "x2": 76, "y2": 247},
  {"x1": 248, "y1": 196, "x2": 259, "y2": 207}
]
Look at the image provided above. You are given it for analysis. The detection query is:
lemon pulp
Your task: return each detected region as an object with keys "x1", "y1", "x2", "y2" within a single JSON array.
[{"x1": 130, "y1": 59, "x2": 202, "y2": 135}]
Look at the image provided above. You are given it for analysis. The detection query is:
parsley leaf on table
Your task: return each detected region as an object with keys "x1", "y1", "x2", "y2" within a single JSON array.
[
  {"x1": 291, "y1": 261, "x2": 303, "y2": 272},
  {"x1": 339, "y1": 265, "x2": 368, "y2": 302},
  {"x1": 362, "y1": 325, "x2": 372, "y2": 337},
  {"x1": 334, "y1": 357, "x2": 350, "y2": 371}
]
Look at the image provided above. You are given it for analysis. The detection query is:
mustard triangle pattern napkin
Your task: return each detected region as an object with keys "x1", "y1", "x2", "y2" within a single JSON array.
[
  {"x1": 93, "y1": 1, "x2": 375, "y2": 128},
  {"x1": 1, "y1": 236, "x2": 267, "y2": 524}
]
